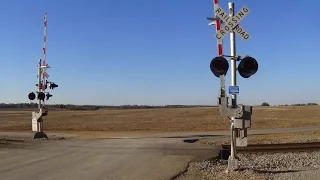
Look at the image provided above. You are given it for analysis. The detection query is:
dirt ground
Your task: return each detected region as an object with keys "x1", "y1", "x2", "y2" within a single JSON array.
[{"x1": 0, "y1": 106, "x2": 319, "y2": 132}]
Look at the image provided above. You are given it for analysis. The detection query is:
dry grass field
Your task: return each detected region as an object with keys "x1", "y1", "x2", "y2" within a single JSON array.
[
  {"x1": 0, "y1": 105, "x2": 319, "y2": 132},
  {"x1": 200, "y1": 130, "x2": 320, "y2": 146}
]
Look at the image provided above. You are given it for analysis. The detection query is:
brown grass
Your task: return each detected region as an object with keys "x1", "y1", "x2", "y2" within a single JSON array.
[
  {"x1": 200, "y1": 130, "x2": 320, "y2": 145},
  {"x1": 0, "y1": 106, "x2": 319, "y2": 132},
  {"x1": 248, "y1": 130, "x2": 320, "y2": 143}
]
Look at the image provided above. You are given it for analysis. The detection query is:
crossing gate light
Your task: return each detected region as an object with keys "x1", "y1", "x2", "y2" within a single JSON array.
[
  {"x1": 46, "y1": 93, "x2": 53, "y2": 100},
  {"x1": 38, "y1": 92, "x2": 45, "y2": 101},
  {"x1": 48, "y1": 82, "x2": 58, "y2": 89},
  {"x1": 28, "y1": 92, "x2": 36, "y2": 100},
  {"x1": 210, "y1": 56, "x2": 229, "y2": 77},
  {"x1": 238, "y1": 56, "x2": 258, "y2": 78},
  {"x1": 28, "y1": 92, "x2": 52, "y2": 101}
]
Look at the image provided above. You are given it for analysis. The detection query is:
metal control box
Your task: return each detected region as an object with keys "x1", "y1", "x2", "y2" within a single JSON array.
[{"x1": 234, "y1": 105, "x2": 252, "y2": 129}]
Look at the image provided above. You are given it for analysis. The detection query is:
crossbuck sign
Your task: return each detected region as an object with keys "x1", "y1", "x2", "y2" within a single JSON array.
[{"x1": 215, "y1": 5, "x2": 250, "y2": 41}]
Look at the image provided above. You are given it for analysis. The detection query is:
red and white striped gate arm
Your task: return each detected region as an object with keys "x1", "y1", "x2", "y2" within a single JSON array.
[
  {"x1": 42, "y1": 13, "x2": 48, "y2": 104},
  {"x1": 42, "y1": 13, "x2": 47, "y2": 91},
  {"x1": 213, "y1": 0, "x2": 223, "y2": 56}
]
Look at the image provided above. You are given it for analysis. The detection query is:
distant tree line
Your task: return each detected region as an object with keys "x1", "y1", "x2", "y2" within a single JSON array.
[
  {"x1": 0, "y1": 103, "x2": 215, "y2": 111},
  {"x1": 290, "y1": 103, "x2": 318, "y2": 106},
  {"x1": 1, "y1": 102, "x2": 318, "y2": 110},
  {"x1": 261, "y1": 102, "x2": 319, "y2": 106}
]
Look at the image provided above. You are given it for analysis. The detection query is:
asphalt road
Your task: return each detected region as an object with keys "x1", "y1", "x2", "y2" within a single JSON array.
[
  {"x1": 0, "y1": 134, "x2": 218, "y2": 180},
  {"x1": 1, "y1": 126, "x2": 320, "y2": 180}
]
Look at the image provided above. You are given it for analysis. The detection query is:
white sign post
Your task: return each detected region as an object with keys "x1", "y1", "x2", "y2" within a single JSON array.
[{"x1": 214, "y1": 5, "x2": 251, "y2": 41}]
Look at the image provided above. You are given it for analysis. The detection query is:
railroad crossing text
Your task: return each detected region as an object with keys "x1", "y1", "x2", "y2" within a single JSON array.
[{"x1": 215, "y1": 6, "x2": 250, "y2": 30}]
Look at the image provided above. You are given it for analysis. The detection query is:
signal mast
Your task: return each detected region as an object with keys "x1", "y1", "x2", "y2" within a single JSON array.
[{"x1": 28, "y1": 13, "x2": 59, "y2": 139}]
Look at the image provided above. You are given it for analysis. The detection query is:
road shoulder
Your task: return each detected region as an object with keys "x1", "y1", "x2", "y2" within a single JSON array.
[{"x1": 175, "y1": 130, "x2": 320, "y2": 180}]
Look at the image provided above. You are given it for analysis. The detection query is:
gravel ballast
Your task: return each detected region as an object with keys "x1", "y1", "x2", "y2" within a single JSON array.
[
  {"x1": 176, "y1": 132, "x2": 320, "y2": 180},
  {"x1": 191, "y1": 151, "x2": 320, "y2": 180}
]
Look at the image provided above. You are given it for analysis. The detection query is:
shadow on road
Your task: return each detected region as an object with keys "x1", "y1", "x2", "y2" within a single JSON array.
[
  {"x1": 164, "y1": 134, "x2": 223, "y2": 139},
  {"x1": 253, "y1": 169, "x2": 300, "y2": 174},
  {"x1": 183, "y1": 139, "x2": 199, "y2": 143},
  {"x1": 97, "y1": 134, "x2": 223, "y2": 140}
]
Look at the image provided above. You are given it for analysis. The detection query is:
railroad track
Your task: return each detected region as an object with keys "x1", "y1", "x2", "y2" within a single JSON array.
[{"x1": 221, "y1": 142, "x2": 320, "y2": 153}]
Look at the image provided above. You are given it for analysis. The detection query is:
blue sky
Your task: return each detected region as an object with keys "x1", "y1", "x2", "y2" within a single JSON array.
[{"x1": 0, "y1": 0, "x2": 319, "y2": 106}]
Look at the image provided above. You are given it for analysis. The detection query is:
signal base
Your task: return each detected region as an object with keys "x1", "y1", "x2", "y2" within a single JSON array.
[
  {"x1": 225, "y1": 156, "x2": 239, "y2": 172},
  {"x1": 33, "y1": 131, "x2": 48, "y2": 140}
]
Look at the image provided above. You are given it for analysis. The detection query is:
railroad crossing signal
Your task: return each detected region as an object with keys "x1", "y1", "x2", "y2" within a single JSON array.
[
  {"x1": 28, "y1": 92, "x2": 36, "y2": 101},
  {"x1": 28, "y1": 80, "x2": 58, "y2": 101},
  {"x1": 28, "y1": 92, "x2": 54, "y2": 101},
  {"x1": 237, "y1": 56, "x2": 258, "y2": 78},
  {"x1": 210, "y1": 56, "x2": 258, "y2": 79},
  {"x1": 214, "y1": 5, "x2": 251, "y2": 41},
  {"x1": 210, "y1": 56, "x2": 229, "y2": 77},
  {"x1": 207, "y1": 1, "x2": 256, "y2": 172}
]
